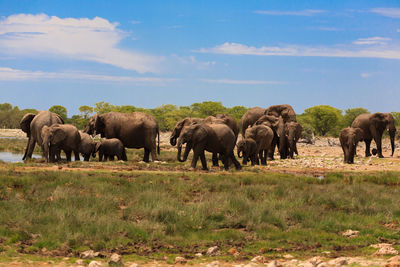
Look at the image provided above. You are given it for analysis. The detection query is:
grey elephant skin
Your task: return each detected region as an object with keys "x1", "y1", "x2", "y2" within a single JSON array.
[
  {"x1": 351, "y1": 113, "x2": 396, "y2": 158},
  {"x1": 177, "y1": 123, "x2": 241, "y2": 170},
  {"x1": 84, "y1": 112, "x2": 160, "y2": 162},
  {"x1": 237, "y1": 138, "x2": 258, "y2": 166},
  {"x1": 96, "y1": 138, "x2": 127, "y2": 161},
  {"x1": 170, "y1": 117, "x2": 205, "y2": 146},
  {"x1": 240, "y1": 107, "x2": 265, "y2": 136},
  {"x1": 284, "y1": 121, "x2": 303, "y2": 159},
  {"x1": 244, "y1": 124, "x2": 274, "y2": 165},
  {"x1": 79, "y1": 131, "x2": 97, "y2": 161},
  {"x1": 264, "y1": 104, "x2": 297, "y2": 123},
  {"x1": 20, "y1": 110, "x2": 64, "y2": 160},
  {"x1": 339, "y1": 127, "x2": 364, "y2": 164},
  {"x1": 41, "y1": 124, "x2": 81, "y2": 162}
]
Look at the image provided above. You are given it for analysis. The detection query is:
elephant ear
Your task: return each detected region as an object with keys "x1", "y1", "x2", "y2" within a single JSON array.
[
  {"x1": 371, "y1": 113, "x2": 387, "y2": 131},
  {"x1": 95, "y1": 115, "x2": 106, "y2": 134},
  {"x1": 51, "y1": 126, "x2": 66, "y2": 145},
  {"x1": 20, "y1": 113, "x2": 36, "y2": 137},
  {"x1": 193, "y1": 124, "x2": 208, "y2": 142},
  {"x1": 55, "y1": 114, "x2": 64, "y2": 124},
  {"x1": 354, "y1": 128, "x2": 364, "y2": 142}
]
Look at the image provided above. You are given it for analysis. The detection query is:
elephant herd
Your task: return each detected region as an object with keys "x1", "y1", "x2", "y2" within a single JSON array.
[{"x1": 19, "y1": 105, "x2": 397, "y2": 169}]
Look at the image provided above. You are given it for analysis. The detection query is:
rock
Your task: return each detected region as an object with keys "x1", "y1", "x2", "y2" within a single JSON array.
[
  {"x1": 244, "y1": 263, "x2": 258, "y2": 267},
  {"x1": 327, "y1": 257, "x2": 348, "y2": 266},
  {"x1": 206, "y1": 246, "x2": 220, "y2": 256},
  {"x1": 299, "y1": 262, "x2": 313, "y2": 267},
  {"x1": 175, "y1": 256, "x2": 186, "y2": 264},
  {"x1": 108, "y1": 253, "x2": 123, "y2": 266},
  {"x1": 126, "y1": 264, "x2": 140, "y2": 267},
  {"x1": 308, "y1": 256, "x2": 323, "y2": 266},
  {"x1": 372, "y1": 243, "x2": 398, "y2": 255},
  {"x1": 195, "y1": 253, "x2": 203, "y2": 257},
  {"x1": 206, "y1": 260, "x2": 220, "y2": 267},
  {"x1": 267, "y1": 260, "x2": 279, "y2": 267},
  {"x1": 88, "y1": 261, "x2": 103, "y2": 267},
  {"x1": 316, "y1": 263, "x2": 327, "y2": 267},
  {"x1": 80, "y1": 250, "x2": 99, "y2": 259},
  {"x1": 341, "y1": 229, "x2": 359, "y2": 238},
  {"x1": 384, "y1": 256, "x2": 400, "y2": 267},
  {"x1": 283, "y1": 254, "x2": 294, "y2": 259},
  {"x1": 251, "y1": 255, "x2": 266, "y2": 263},
  {"x1": 75, "y1": 259, "x2": 84, "y2": 266}
]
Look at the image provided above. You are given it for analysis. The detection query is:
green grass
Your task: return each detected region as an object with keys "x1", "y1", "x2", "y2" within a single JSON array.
[{"x1": 0, "y1": 166, "x2": 400, "y2": 259}]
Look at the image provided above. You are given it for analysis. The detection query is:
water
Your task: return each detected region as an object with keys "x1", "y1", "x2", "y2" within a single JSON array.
[{"x1": 0, "y1": 152, "x2": 41, "y2": 163}]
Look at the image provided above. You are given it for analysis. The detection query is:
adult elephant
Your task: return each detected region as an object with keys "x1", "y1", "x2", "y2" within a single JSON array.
[
  {"x1": 255, "y1": 115, "x2": 283, "y2": 159},
  {"x1": 20, "y1": 110, "x2": 64, "y2": 160},
  {"x1": 244, "y1": 124, "x2": 274, "y2": 165},
  {"x1": 84, "y1": 112, "x2": 160, "y2": 162},
  {"x1": 351, "y1": 113, "x2": 396, "y2": 158},
  {"x1": 265, "y1": 104, "x2": 297, "y2": 123},
  {"x1": 170, "y1": 117, "x2": 204, "y2": 146},
  {"x1": 285, "y1": 121, "x2": 303, "y2": 159},
  {"x1": 240, "y1": 107, "x2": 266, "y2": 135},
  {"x1": 177, "y1": 123, "x2": 241, "y2": 170},
  {"x1": 204, "y1": 114, "x2": 239, "y2": 141}
]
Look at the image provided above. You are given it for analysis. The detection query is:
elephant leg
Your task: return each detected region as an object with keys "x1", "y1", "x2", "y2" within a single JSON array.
[
  {"x1": 150, "y1": 145, "x2": 158, "y2": 162},
  {"x1": 230, "y1": 152, "x2": 242, "y2": 170},
  {"x1": 373, "y1": 135, "x2": 384, "y2": 158},
  {"x1": 84, "y1": 155, "x2": 90, "y2": 161},
  {"x1": 268, "y1": 138, "x2": 276, "y2": 160},
  {"x1": 25, "y1": 138, "x2": 36, "y2": 160},
  {"x1": 143, "y1": 148, "x2": 150, "y2": 162},
  {"x1": 65, "y1": 150, "x2": 72, "y2": 162},
  {"x1": 251, "y1": 155, "x2": 257, "y2": 166},
  {"x1": 242, "y1": 156, "x2": 247, "y2": 165},
  {"x1": 199, "y1": 151, "x2": 208, "y2": 171},
  {"x1": 99, "y1": 151, "x2": 103, "y2": 161},
  {"x1": 191, "y1": 148, "x2": 200, "y2": 169},
  {"x1": 74, "y1": 150, "x2": 80, "y2": 161},
  {"x1": 261, "y1": 150, "x2": 267, "y2": 165},
  {"x1": 364, "y1": 139, "x2": 372, "y2": 157},
  {"x1": 109, "y1": 155, "x2": 115, "y2": 161},
  {"x1": 212, "y1": 152, "x2": 219, "y2": 167},
  {"x1": 341, "y1": 145, "x2": 348, "y2": 163}
]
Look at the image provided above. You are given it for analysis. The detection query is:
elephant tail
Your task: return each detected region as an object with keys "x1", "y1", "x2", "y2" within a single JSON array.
[{"x1": 157, "y1": 129, "x2": 160, "y2": 155}]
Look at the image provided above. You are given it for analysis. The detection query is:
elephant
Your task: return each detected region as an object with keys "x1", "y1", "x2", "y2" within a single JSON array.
[
  {"x1": 240, "y1": 107, "x2": 266, "y2": 136},
  {"x1": 20, "y1": 110, "x2": 64, "y2": 160},
  {"x1": 41, "y1": 124, "x2": 81, "y2": 162},
  {"x1": 84, "y1": 112, "x2": 160, "y2": 162},
  {"x1": 244, "y1": 124, "x2": 274, "y2": 165},
  {"x1": 285, "y1": 121, "x2": 303, "y2": 159},
  {"x1": 209, "y1": 114, "x2": 239, "y2": 141},
  {"x1": 265, "y1": 104, "x2": 297, "y2": 123},
  {"x1": 170, "y1": 117, "x2": 204, "y2": 146},
  {"x1": 351, "y1": 113, "x2": 396, "y2": 158},
  {"x1": 79, "y1": 131, "x2": 97, "y2": 161},
  {"x1": 236, "y1": 138, "x2": 258, "y2": 166},
  {"x1": 96, "y1": 138, "x2": 127, "y2": 161},
  {"x1": 339, "y1": 127, "x2": 364, "y2": 164},
  {"x1": 177, "y1": 123, "x2": 241, "y2": 170}
]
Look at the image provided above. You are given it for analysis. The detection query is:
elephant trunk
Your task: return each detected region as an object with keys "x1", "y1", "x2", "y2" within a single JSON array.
[
  {"x1": 42, "y1": 141, "x2": 50, "y2": 163},
  {"x1": 177, "y1": 140, "x2": 191, "y2": 163},
  {"x1": 170, "y1": 136, "x2": 177, "y2": 146},
  {"x1": 237, "y1": 149, "x2": 243, "y2": 158},
  {"x1": 390, "y1": 130, "x2": 396, "y2": 156}
]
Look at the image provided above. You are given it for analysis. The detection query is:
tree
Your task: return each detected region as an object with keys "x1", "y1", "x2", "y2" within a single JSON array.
[
  {"x1": 94, "y1": 101, "x2": 115, "y2": 114},
  {"x1": 49, "y1": 105, "x2": 68, "y2": 121},
  {"x1": 79, "y1": 105, "x2": 94, "y2": 119},
  {"x1": 342, "y1": 108, "x2": 369, "y2": 127},
  {"x1": 302, "y1": 105, "x2": 342, "y2": 136},
  {"x1": 227, "y1": 106, "x2": 248, "y2": 123},
  {"x1": 190, "y1": 101, "x2": 227, "y2": 117}
]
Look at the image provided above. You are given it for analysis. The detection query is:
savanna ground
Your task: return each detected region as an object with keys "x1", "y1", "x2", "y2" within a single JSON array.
[{"x1": 0, "y1": 130, "x2": 400, "y2": 266}]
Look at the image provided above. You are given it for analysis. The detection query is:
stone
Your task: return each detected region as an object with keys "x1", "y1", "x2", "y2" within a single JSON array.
[
  {"x1": 195, "y1": 253, "x2": 203, "y2": 257},
  {"x1": 267, "y1": 260, "x2": 279, "y2": 267},
  {"x1": 206, "y1": 246, "x2": 220, "y2": 256},
  {"x1": 81, "y1": 250, "x2": 99, "y2": 259},
  {"x1": 251, "y1": 256, "x2": 266, "y2": 263},
  {"x1": 372, "y1": 243, "x2": 398, "y2": 255},
  {"x1": 308, "y1": 256, "x2": 323, "y2": 266},
  {"x1": 283, "y1": 254, "x2": 294, "y2": 259},
  {"x1": 206, "y1": 261, "x2": 220, "y2": 267},
  {"x1": 175, "y1": 256, "x2": 187, "y2": 264},
  {"x1": 88, "y1": 261, "x2": 103, "y2": 267},
  {"x1": 327, "y1": 257, "x2": 348, "y2": 266},
  {"x1": 108, "y1": 253, "x2": 123, "y2": 266},
  {"x1": 126, "y1": 264, "x2": 140, "y2": 267},
  {"x1": 341, "y1": 229, "x2": 359, "y2": 238},
  {"x1": 75, "y1": 259, "x2": 84, "y2": 266},
  {"x1": 384, "y1": 255, "x2": 400, "y2": 267}
]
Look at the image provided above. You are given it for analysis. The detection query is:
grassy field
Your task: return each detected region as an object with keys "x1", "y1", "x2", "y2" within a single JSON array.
[{"x1": 0, "y1": 164, "x2": 400, "y2": 263}]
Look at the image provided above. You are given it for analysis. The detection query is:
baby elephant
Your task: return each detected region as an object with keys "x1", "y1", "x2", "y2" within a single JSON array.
[
  {"x1": 237, "y1": 138, "x2": 258, "y2": 166},
  {"x1": 96, "y1": 138, "x2": 127, "y2": 161},
  {"x1": 79, "y1": 131, "x2": 97, "y2": 161},
  {"x1": 339, "y1": 127, "x2": 364, "y2": 164}
]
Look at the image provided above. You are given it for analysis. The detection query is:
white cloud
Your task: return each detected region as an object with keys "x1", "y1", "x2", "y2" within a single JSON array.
[
  {"x1": 175, "y1": 55, "x2": 216, "y2": 70},
  {"x1": 353, "y1": 37, "x2": 391, "y2": 45},
  {"x1": 360, "y1": 73, "x2": 371, "y2": 78},
  {"x1": 0, "y1": 67, "x2": 177, "y2": 85},
  {"x1": 0, "y1": 14, "x2": 160, "y2": 73},
  {"x1": 201, "y1": 79, "x2": 284, "y2": 85},
  {"x1": 370, "y1": 8, "x2": 400, "y2": 18},
  {"x1": 197, "y1": 40, "x2": 400, "y2": 60},
  {"x1": 254, "y1": 9, "x2": 326, "y2": 16}
]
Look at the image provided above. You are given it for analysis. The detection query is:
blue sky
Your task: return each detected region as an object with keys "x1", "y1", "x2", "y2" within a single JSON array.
[{"x1": 0, "y1": 0, "x2": 399, "y2": 115}]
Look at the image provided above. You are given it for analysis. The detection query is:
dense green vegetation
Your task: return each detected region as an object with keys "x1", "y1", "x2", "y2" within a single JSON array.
[
  {"x1": 0, "y1": 101, "x2": 398, "y2": 136},
  {"x1": 0, "y1": 166, "x2": 399, "y2": 258}
]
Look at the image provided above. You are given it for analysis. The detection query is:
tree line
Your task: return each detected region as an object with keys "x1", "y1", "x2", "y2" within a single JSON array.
[{"x1": 0, "y1": 101, "x2": 399, "y2": 137}]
